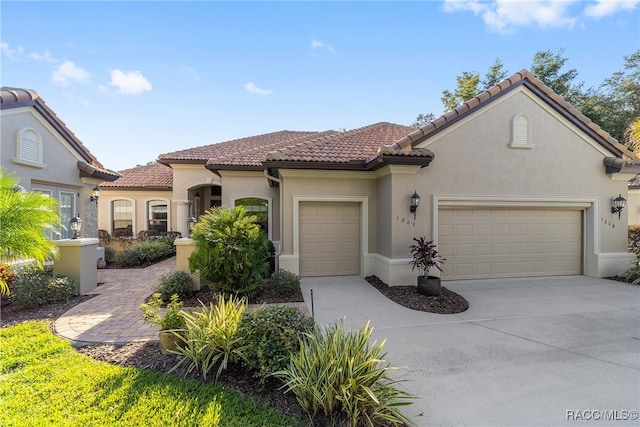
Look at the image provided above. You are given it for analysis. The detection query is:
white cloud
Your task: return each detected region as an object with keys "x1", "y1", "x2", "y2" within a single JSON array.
[
  {"x1": 244, "y1": 82, "x2": 273, "y2": 95},
  {"x1": 584, "y1": 0, "x2": 640, "y2": 18},
  {"x1": 51, "y1": 60, "x2": 91, "y2": 86},
  {"x1": 109, "y1": 69, "x2": 152, "y2": 95},
  {"x1": 442, "y1": 0, "x2": 578, "y2": 33},
  {"x1": 310, "y1": 39, "x2": 336, "y2": 53},
  {"x1": 29, "y1": 50, "x2": 56, "y2": 63},
  {"x1": 1, "y1": 42, "x2": 24, "y2": 60}
]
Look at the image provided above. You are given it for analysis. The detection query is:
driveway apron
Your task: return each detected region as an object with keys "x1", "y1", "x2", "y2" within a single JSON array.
[{"x1": 301, "y1": 275, "x2": 640, "y2": 427}]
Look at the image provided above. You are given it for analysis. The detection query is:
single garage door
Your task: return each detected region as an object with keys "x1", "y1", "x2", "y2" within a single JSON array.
[
  {"x1": 299, "y1": 202, "x2": 360, "y2": 276},
  {"x1": 438, "y1": 208, "x2": 582, "y2": 279}
]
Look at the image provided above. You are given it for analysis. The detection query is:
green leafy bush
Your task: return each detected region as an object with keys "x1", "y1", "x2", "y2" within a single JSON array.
[
  {"x1": 275, "y1": 321, "x2": 416, "y2": 427},
  {"x1": 188, "y1": 206, "x2": 270, "y2": 296},
  {"x1": 240, "y1": 305, "x2": 315, "y2": 382},
  {"x1": 9, "y1": 268, "x2": 78, "y2": 310},
  {"x1": 171, "y1": 294, "x2": 247, "y2": 381},
  {"x1": 116, "y1": 239, "x2": 175, "y2": 267},
  {"x1": 140, "y1": 293, "x2": 185, "y2": 330},
  {"x1": 263, "y1": 269, "x2": 300, "y2": 297},
  {"x1": 629, "y1": 226, "x2": 640, "y2": 255},
  {"x1": 156, "y1": 271, "x2": 193, "y2": 301},
  {"x1": 103, "y1": 246, "x2": 117, "y2": 263}
]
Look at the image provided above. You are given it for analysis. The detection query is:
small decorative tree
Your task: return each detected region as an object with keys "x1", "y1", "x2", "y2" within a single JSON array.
[
  {"x1": 409, "y1": 237, "x2": 445, "y2": 296},
  {"x1": 188, "y1": 206, "x2": 270, "y2": 296}
]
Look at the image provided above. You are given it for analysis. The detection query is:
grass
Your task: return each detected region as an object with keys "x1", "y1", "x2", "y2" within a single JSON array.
[{"x1": 0, "y1": 321, "x2": 304, "y2": 427}]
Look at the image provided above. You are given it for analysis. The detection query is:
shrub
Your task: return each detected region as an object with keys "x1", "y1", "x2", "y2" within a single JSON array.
[
  {"x1": 240, "y1": 305, "x2": 315, "y2": 382},
  {"x1": 629, "y1": 226, "x2": 640, "y2": 256},
  {"x1": 275, "y1": 321, "x2": 416, "y2": 427},
  {"x1": 263, "y1": 269, "x2": 300, "y2": 297},
  {"x1": 140, "y1": 293, "x2": 185, "y2": 330},
  {"x1": 156, "y1": 271, "x2": 193, "y2": 301},
  {"x1": 188, "y1": 206, "x2": 270, "y2": 296},
  {"x1": 9, "y1": 268, "x2": 78, "y2": 310},
  {"x1": 103, "y1": 246, "x2": 117, "y2": 263},
  {"x1": 171, "y1": 294, "x2": 247, "y2": 381},
  {"x1": 116, "y1": 239, "x2": 175, "y2": 267}
]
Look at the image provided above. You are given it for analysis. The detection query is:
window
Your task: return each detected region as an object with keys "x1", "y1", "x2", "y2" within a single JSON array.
[
  {"x1": 15, "y1": 128, "x2": 45, "y2": 167},
  {"x1": 34, "y1": 189, "x2": 55, "y2": 240},
  {"x1": 235, "y1": 197, "x2": 268, "y2": 234},
  {"x1": 148, "y1": 200, "x2": 168, "y2": 233},
  {"x1": 59, "y1": 192, "x2": 76, "y2": 239},
  {"x1": 112, "y1": 200, "x2": 133, "y2": 236},
  {"x1": 510, "y1": 113, "x2": 532, "y2": 148}
]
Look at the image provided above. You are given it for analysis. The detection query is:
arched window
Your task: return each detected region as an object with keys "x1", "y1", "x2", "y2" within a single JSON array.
[
  {"x1": 510, "y1": 113, "x2": 532, "y2": 148},
  {"x1": 15, "y1": 128, "x2": 45, "y2": 166},
  {"x1": 148, "y1": 200, "x2": 168, "y2": 233},
  {"x1": 235, "y1": 197, "x2": 269, "y2": 234},
  {"x1": 112, "y1": 200, "x2": 133, "y2": 236}
]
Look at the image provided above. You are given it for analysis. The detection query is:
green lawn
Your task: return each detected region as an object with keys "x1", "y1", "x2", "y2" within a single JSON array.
[{"x1": 0, "y1": 321, "x2": 304, "y2": 427}]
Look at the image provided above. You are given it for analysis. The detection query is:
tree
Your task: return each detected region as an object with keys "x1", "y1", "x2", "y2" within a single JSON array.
[
  {"x1": 441, "y1": 71, "x2": 481, "y2": 112},
  {"x1": 600, "y1": 50, "x2": 640, "y2": 144},
  {"x1": 0, "y1": 168, "x2": 61, "y2": 295},
  {"x1": 482, "y1": 58, "x2": 509, "y2": 88},
  {"x1": 411, "y1": 112, "x2": 435, "y2": 128},
  {"x1": 530, "y1": 48, "x2": 579, "y2": 102},
  {"x1": 626, "y1": 117, "x2": 640, "y2": 154}
]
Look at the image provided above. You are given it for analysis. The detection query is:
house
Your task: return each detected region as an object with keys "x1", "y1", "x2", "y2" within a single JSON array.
[
  {"x1": 1, "y1": 87, "x2": 119, "y2": 239},
  {"x1": 627, "y1": 175, "x2": 640, "y2": 225},
  {"x1": 99, "y1": 70, "x2": 638, "y2": 285}
]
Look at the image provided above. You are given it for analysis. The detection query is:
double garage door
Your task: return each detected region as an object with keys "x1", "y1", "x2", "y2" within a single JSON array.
[
  {"x1": 438, "y1": 208, "x2": 582, "y2": 280},
  {"x1": 299, "y1": 202, "x2": 360, "y2": 277}
]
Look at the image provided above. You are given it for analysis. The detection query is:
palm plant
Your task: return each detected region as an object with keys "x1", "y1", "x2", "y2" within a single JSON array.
[
  {"x1": 0, "y1": 168, "x2": 61, "y2": 295},
  {"x1": 626, "y1": 117, "x2": 640, "y2": 154}
]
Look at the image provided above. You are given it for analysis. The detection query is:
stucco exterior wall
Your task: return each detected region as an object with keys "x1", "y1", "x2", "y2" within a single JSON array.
[
  {"x1": 627, "y1": 188, "x2": 640, "y2": 225},
  {"x1": 219, "y1": 170, "x2": 280, "y2": 244},
  {"x1": 98, "y1": 189, "x2": 174, "y2": 236},
  {"x1": 1, "y1": 108, "x2": 103, "y2": 237}
]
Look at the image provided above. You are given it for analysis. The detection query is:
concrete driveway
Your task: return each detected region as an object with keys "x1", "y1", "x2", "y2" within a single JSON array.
[{"x1": 300, "y1": 275, "x2": 640, "y2": 427}]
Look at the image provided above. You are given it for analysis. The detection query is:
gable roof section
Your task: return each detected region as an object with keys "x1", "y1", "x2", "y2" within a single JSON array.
[
  {"x1": 100, "y1": 162, "x2": 173, "y2": 190},
  {"x1": 158, "y1": 130, "x2": 324, "y2": 165},
  {"x1": 263, "y1": 122, "x2": 434, "y2": 171},
  {"x1": 385, "y1": 70, "x2": 634, "y2": 160},
  {"x1": 1, "y1": 87, "x2": 120, "y2": 181}
]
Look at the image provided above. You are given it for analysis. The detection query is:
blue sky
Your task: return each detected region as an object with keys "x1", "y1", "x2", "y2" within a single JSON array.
[{"x1": 2, "y1": 1, "x2": 639, "y2": 172}]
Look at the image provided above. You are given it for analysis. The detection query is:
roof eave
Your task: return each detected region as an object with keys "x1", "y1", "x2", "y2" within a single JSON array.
[{"x1": 77, "y1": 161, "x2": 120, "y2": 182}]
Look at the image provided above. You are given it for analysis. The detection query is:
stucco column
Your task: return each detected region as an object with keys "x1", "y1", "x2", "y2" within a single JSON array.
[
  {"x1": 53, "y1": 238, "x2": 99, "y2": 294},
  {"x1": 176, "y1": 201, "x2": 190, "y2": 238},
  {"x1": 174, "y1": 238, "x2": 201, "y2": 291}
]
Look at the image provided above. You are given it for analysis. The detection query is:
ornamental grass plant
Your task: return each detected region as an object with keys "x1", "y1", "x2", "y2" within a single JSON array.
[{"x1": 275, "y1": 321, "x2": 416, "y2": 427}]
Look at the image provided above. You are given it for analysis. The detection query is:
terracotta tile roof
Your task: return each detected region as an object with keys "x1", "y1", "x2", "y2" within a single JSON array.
[
  {"x1": 1, "y1": 87, "x2": 120, "y2": 181},
  {"x1": 265, "y1": 122, "x2": 423, "y2": 164},
  {"x1": 387, "y1": 70, "x2": 635, "y2": 160},
  {"x1": 158, "y1": 130, "x2": 323, "y2": 163},
  {"x1": 100, "y1": 162, "x2": 173, "y2": 190}
]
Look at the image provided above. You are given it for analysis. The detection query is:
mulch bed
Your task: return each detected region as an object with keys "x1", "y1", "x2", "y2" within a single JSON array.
[{"x1": 365, "y1": 275, "x2": 469, "y2": 314}]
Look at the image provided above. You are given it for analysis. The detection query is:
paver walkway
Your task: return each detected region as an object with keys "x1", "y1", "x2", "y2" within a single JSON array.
[
  {"x1": 54, "y1": 257, "x2": 308, "y2": 345},
  {"x1": 54, "y1": 257, "x2": 176, "y2": 344}
]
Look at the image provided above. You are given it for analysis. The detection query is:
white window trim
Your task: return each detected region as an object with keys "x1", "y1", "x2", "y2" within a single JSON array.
[
  {"x1": 146, "y1": 198, "x2": 171, "y2": 233},
  {"x1": 110, "y1": 198, "x2": 136, "y2": 236},
  {"x1": 14, "y1": 127, "x2": 46, "y2": 168}
]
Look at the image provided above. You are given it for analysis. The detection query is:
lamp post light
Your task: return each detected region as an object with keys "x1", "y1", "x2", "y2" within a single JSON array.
[{"x1": 69, "y1": 214, "x2": 83, "y2": 239}]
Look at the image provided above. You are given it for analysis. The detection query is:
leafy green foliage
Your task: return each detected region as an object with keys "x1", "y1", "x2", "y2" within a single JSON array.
[
  {"x1": 188, "y1": 206, "x2": 270, "y2": 296},
  {"x1": 156, "y1": 270, "x2": 193, "y2": 301},
  {"x1": 263, "y1": 269, "x2": 301, "y2": 298},
  {"x1": 116, "y1": 238, "x2": 175, "y2": 267},
  {"x1": 0, "y1": 167, "x2": 61, "y2": 295},
  {"x1": 171, "y1": 294, "x2": 248, "y2": 381},
  {"x1": 275, "y1": 321, "x2": 416, "y2": 427},
  {"x1": 0, "y1": 321, "x2": 304, "y2": 427},
  {"x1": 9, "y1": 267, "x2": 78, "y2": 310},
  {"x1": 240, "y1": 305, "x2": 315, "y2": 382},
  {"x1": 140, "y1": 293, "x2": 185, "y2": 330},
  {"x1": 103, "y1": 246, "x2": 117, "y2": 263}
]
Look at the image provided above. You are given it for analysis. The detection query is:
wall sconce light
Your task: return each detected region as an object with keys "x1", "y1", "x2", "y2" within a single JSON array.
[
  {"x1": 69, "y1": 214, "x2": 83, "y2": 239},
  {"x1": 410, "y1": 191, "x2": 420, "y2": 220},
  {"x1": 611, "y1": 194, "x2": 626, "y2": 219},
  {"x1": 187, "y1": 216, "x2": 196, "y2": 237},
  {"x1": 90, "y1": 186, "x2": 101, "y2": 205}
]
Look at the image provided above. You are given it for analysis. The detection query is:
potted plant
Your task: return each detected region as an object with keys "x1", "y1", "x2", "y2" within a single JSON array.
[
  {"x1": 140, "y1": 293, "x2": 185, "y2": 354},
  {"x1": 409, "y1": 237, "x2": 445, "y2": 296}
]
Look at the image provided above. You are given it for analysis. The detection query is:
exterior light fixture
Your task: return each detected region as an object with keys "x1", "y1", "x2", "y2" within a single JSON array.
[
  {"x1": 611, "y1": 194, "x2": 626, "y2": 219},
  {"x1": 69, "y1": 214, "x2": 83, "y2": 239},
  {"x1": 187, "y1": 216, "x2": 197, "y2": 237},
  {"x1": 90, "y1": 186, "x2": 101, "y2": 205},
  {"x1": 410, "y1": 191, "x2": 420, "y2": 220}
]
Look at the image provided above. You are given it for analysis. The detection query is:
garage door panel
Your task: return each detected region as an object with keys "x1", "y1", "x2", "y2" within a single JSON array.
[
  {"x1": 300, "y1": 202, "x2": 360, "y2": 277},
  {"x1": 439, "y1": 208, "x2": 582, "y2": 279}
]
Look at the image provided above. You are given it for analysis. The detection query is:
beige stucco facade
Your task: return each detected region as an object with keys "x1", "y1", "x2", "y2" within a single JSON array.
[
  {"x1": 98, "y1": 189, "x2": 174, "y2": 236},
  {"x1": 1, "y1": 106, "x2": 106, "y2": 238}
]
